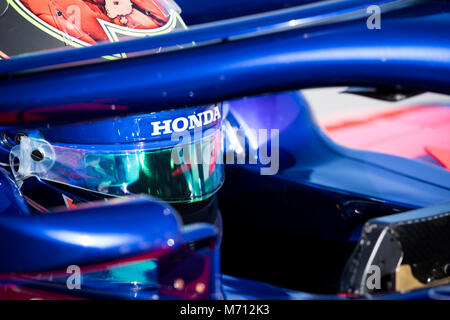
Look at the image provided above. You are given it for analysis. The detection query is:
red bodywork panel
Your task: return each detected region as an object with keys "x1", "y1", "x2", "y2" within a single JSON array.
[{"x1": 325, "y1": 105, "x2": 450, "y2": 170}]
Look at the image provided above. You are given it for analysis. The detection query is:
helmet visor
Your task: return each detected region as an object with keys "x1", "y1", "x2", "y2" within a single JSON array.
[{"x1": 10, "y1": 125, "x2": 224, "y2": 203}]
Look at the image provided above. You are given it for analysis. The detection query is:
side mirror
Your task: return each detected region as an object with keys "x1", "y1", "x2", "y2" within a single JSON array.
[{"x1": 0, "y1": 196, "x2": 221, "y2": 299}]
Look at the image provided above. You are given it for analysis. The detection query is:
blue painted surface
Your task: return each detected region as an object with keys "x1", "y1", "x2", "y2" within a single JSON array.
[
  {"x1": 220, "y1": 91, "x2": 450, "y2": 241},
  {"x1": 175, "y1": 0, "x2": 316, "y2": 25},
  {"x1": 2, "y1": 0, "x2": 444, "y2": 125},
  {"x1": 0, "y1": 0, "x2": 448, "y2": 300},
  {"x1": 0, "y1": 168, "x2": 30, "y2": 216},
  {"x1": 221, "y1": 274, "x2": 450, "y2": 300},
  {"x1": 372, "y1": 200, "x2": 450, "y2": 225},
  {"x1": 0, "y1": 196, "x2": 183, "y2": 273},
  {"x1": 0, "y1": 0, "x2": 413, "y2": 75},
  {"x1": 30, "y1": 104, "x2": 222, "y2": 146},
  {"x1": 227, "y1": 92, "x2": 450, "y2": 209}
]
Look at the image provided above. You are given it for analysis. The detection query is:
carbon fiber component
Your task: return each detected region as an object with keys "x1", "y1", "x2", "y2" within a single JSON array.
[{"x1": 341, "y1": 201, "x2": 450, "y2": 295}]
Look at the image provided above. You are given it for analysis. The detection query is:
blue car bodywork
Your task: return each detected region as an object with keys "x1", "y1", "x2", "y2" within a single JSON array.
[{"x1": 0, "y1": 0, "x2": 449, "y2": 299}]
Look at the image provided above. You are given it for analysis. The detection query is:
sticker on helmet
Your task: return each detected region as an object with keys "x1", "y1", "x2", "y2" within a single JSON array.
[
  {"x1": 150, "y1": 105, "x2": 222, "y2": 136},
  {"x1": 7, "y1": 0, "x2": 185, "y2": 48}
]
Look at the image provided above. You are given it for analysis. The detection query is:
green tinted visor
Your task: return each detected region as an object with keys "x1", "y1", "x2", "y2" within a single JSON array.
[{"x1": 10, "y1": 127, "x2": 224, "y2": 204}]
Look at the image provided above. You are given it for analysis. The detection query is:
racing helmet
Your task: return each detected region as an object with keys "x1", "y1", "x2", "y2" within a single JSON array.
[
  {"x1": 7, "y1": 105, "x2": 224, "y2": 205},
  {"x1": 0, "y1": 0, "x2": 186, "y2": 57},
  {"x1": 0, "y1": 0, "x2": 225, "y2": 227}
]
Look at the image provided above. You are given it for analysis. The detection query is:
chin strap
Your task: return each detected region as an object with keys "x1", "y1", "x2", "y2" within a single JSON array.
[{"x1": 9, "y1": 136, "x2": 55, "y2": 182}]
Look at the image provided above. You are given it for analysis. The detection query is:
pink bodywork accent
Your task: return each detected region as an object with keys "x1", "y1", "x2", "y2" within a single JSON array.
[{"x1": 325, "y1": 105, "x2": 450, "y2": 169}]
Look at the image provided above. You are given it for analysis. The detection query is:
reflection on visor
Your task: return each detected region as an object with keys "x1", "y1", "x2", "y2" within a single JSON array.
[{"x1": 10, "y1": 129, "x2": 224, "y2": 203}]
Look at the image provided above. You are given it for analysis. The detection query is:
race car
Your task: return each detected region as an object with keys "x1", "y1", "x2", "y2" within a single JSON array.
[{"x1": 0, "y1": 0, "x2": 449, "y2": 300}]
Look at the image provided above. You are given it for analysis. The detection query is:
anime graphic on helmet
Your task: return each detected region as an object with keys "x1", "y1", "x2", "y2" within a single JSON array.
[{"x1": 5, "y1": 0, "x2": 186, "y2": 48}]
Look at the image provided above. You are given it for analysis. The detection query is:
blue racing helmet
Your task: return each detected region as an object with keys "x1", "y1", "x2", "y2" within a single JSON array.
[{"x1": 8, "y1": 104, "x2": 224, "y2": 204}]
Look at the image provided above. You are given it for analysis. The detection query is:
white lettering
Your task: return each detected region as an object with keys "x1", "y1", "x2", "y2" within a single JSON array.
[
  {"x1": 151, "y1": 119, "x2": 173, "y2": 136},
  {"x1": 151, "y1": 106, "x2": 221, "y2": 136},
  {"x1": 172, "y1": 117, "x2": 189, "y2": 132}
]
